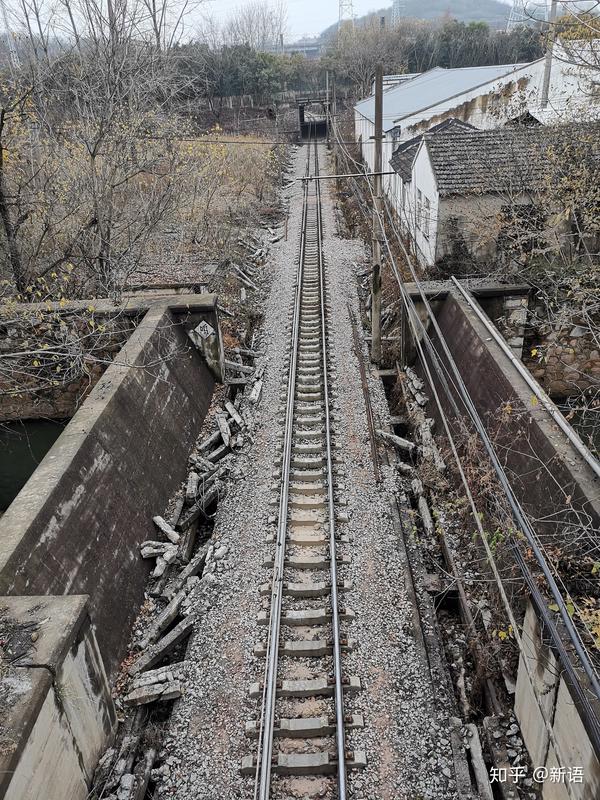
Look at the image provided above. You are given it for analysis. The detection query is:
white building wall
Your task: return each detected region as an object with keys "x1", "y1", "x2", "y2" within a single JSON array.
[
  {"x1": 409, "y1": 145, "x2": 438, "y2": 266},
  {"x1": 398, "y1": 46, "x2": 600, "y2": 141},
  {"x1": 354, "y1": 111, "x2": 398, "y2": 205},
  {"x1": 354, "y1": 112, "x2": 374, "y2": 173}
]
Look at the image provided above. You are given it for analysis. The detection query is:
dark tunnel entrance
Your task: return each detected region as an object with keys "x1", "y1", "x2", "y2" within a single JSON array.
[{"x1": 298, "y1": 99, "x2": 329, "y2": 140}]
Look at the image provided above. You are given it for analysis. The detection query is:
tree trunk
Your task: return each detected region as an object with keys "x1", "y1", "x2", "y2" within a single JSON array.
[{"x1": 0, "y1": 110, "x2": 26, "y2": 292}]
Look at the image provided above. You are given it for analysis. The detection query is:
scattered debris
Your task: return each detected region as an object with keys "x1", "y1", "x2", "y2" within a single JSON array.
[
  {"x1": 152, "y1": 516, "x2": 180, "y2": 545},
  {"x1": 376, "y1": 428, "x2": 416, "y2": 455},
  {"x1": 128, "y1": 617, "x2": 194, "y2": 677}
]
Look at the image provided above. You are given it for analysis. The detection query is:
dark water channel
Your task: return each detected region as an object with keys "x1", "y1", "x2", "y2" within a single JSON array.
[{"x1": 0, "y1": 419, "x2": 67, "y2": 512}]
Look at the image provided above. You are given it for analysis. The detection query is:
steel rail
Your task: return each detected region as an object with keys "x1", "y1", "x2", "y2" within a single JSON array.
[
  {"x1": 254, "y1": 145, "x2": 311, "y2": 800},
  {"x1": 313, "y1": 139, "x2": 348, "y2": 798}
]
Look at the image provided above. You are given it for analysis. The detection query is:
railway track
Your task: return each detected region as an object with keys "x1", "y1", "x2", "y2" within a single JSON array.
[{"x1": 241, "y1": 140, "x2": 366, "y2": 798}]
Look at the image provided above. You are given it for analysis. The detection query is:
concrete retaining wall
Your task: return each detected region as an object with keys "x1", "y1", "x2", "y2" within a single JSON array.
[
  {"x1": 0, "y1": 296, "x2": 220, "y2": 675},
  {"x1": 420, "y1": 289, "x2": 600, "y2": 794},
  {"x1": 515, "y1": 602, "x2": 600, "y2": 800},
  {"x1": 0, "y1": 595, "x2": 116, "y2": 800},
  {"x1": 428, "y1": 290, "x2": 600, "y2": 541}
]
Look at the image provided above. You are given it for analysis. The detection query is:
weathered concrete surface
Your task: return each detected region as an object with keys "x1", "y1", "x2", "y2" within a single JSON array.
[
  {"x1": 0, "y1": 595, "x2": 116, "y2": 800},
  {"x1": 421, "y1": 289, "x2": 600, "y2": 788},
  {"x1": 516, "y1": 602, "x2": 600, "y2": 800},
  {"x1": 427, "y1": 289, "x2": 600, "y2": 540},
  {"x1": 0, "y1": 296, "x2": 221, "y2": 674}
]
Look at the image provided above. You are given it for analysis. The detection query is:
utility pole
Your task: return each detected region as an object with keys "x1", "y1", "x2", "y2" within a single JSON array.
[
  {"x1": 541, "y1": 0, "x2": 557, "y2": 109},
  {"x1": 371, "y1": 63, "x2": 383, "y2": 365},
  {"x1": 326, "y1": 70, "x2": 330, "y2": 148}
]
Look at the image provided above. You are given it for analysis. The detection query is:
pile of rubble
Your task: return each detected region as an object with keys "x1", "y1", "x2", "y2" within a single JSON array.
[{"x1": 90, "y1": 346, "x2": 265, "y2": 800}]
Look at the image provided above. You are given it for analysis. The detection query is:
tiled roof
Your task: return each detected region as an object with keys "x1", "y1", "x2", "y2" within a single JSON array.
[
  {"x1": 423, "y1": 124, "x2": 600, "y2": 196},
  {"x1": 390, "y1": 119, "x2": 475, "y2": 182}
]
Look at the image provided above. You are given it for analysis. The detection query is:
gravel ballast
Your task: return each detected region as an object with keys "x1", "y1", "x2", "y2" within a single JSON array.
[{"x1": 157, "y1": 144, "x2": 460, "y2": 800}]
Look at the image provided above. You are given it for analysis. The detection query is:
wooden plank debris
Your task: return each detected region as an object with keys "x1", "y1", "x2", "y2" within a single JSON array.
[
  {"x1": 180, "y1": 519, "x2": 199, "y2": 563},
  {"x1": 418, "y1": 496, "x2": 435, "y2": 537},
  {"x1": 128, "y1": 617, "x2": 195, "y2": 676},
  {"x1": 198, "y1": 429, "x2": 221, "y2": 453},
  {"x1": 132, "y1": 747, "x2": 158, "y2": 800},
  {"x1": 186, "y1": 472, "x2": 199, "y2": 503},
  {"x1": 232, "y1": 265, "x2": 258, "y2": 291},
  {"x1": 177, "y1": 483, "x2": 221, "y2": 530},
  {"x1": 226, "y1": 376, "x2": 249, "y2": 385},
  {"x1": 231, "y1": 347, "x2": 264, "y2": 358},
  {"x1": 162, "y1": 542, "x2": 211, "y2": 601},
  {"x1": 152, "y1": 516, "x2": 180, "y2": 544},
  {"x1": 215, "y1": 414, "x2": 231, "y2": 447},
  {"x1": 249, "y1": 379, "x2": 263, "y2": 405},
  {"x1": 376, "y1": 429, "x2": 416, "y2": 455},
  {"x1": 224, "y1": 359, "x2": 255, "y2": 375},
  {"x1": 139, "y1": 587, "x2": 188, "y2": 649},
  {"x1": 169, "y1": 495, "x2": 185, "y2": 528},
  {"x1": 225, "y1": 400, "x2": 244, "y2": 429},
  {"x1": 206, "y1": 443, "x2": 230, "y2": 464},
  {"x1": 419, "y1": 419, "x2": 446, "y2": 474}
]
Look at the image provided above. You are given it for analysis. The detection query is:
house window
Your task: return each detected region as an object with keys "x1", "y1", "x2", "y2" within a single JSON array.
[{"x1": 423, "y1": 197, "x2": 430, "y2": 239}]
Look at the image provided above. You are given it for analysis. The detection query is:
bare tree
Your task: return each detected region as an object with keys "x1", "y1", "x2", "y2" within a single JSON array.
[
  {"x1": 223, "y1": 1, "x2": 287, "y2": 51},
  {"x1": 0, "y1": 0, "x2": 205, "y2": 297}
]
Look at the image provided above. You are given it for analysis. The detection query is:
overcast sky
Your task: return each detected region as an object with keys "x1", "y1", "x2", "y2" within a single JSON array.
[{"x1": 203, "y1": 0, "x2": 513, "y2": 41}]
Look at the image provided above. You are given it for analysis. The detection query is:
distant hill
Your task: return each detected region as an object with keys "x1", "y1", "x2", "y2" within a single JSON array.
[{"x1": 319, "y1": 0, "x2": 513, "y2": 40}]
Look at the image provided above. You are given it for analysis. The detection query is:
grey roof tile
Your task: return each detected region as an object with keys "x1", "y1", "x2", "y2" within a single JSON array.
[
  {"x1": 390, "y1": 118, "x2": 475, "y2": 181},
  {"x1": 423, "y1": 124, "x2": 600, "y2": 196}
]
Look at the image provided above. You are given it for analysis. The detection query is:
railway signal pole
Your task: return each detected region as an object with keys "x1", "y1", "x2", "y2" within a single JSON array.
[{"x1": 371, "y1": 64, "x2": 383, "y2": 364}]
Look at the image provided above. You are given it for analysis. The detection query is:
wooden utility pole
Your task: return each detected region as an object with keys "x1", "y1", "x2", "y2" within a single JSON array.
[
  {"x1": 326, "y1": 70, "x2": 330, "y2": 147},
  {"x1": 371, "y1": 63, "x2": 383, "y2": 365}
]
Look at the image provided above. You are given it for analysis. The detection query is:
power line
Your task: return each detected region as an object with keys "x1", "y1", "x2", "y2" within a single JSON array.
[{"x1": 329, "y1": 116, "x2": 600, "y2": 754}]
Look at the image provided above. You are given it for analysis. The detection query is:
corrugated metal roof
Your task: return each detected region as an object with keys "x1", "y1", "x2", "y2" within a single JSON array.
[{"x1": 355, "y1": 63, "x2": 530, "y2": 131}]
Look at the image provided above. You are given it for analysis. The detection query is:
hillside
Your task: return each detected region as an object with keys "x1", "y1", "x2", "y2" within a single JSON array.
[{"x1": 320, "y1": 0, "x2": 513, "y2": 39}]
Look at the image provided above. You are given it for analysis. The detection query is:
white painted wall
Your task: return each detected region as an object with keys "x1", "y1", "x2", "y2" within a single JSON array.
[
  {"x1": 353, "y1": 111, "x2": 396, "y2": 198},
  {"x1": 399, "y1": 45, "x2": 600, "y2": 141},
  {"x1": 403, "y1": 143, "x2": 439, "y2": 266}
]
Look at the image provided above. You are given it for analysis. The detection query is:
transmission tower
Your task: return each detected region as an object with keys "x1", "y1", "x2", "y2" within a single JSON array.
[
  {"x1": 506, "y1": 0, "x2": 529, "y2": 31},
  {"x1": 339, "y1": 0, "x2": 354, "y2": 31},
  {"x1": 0, "y1": 0, "x2": 21, "y2": 76},
  {"x1": 392, "y1": 1, "x2": 406, "y2": 27}
]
